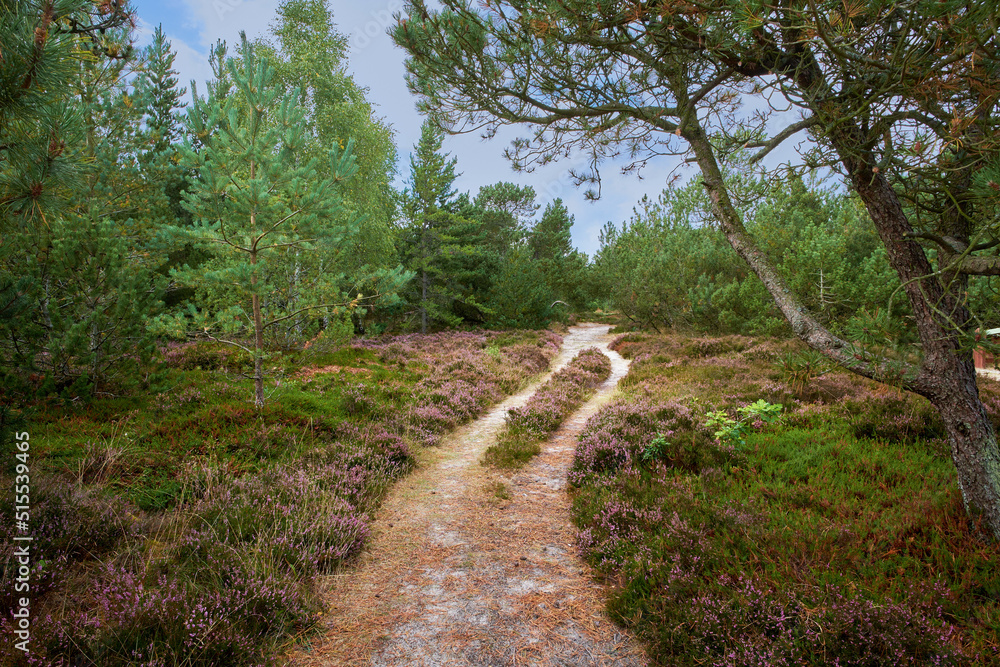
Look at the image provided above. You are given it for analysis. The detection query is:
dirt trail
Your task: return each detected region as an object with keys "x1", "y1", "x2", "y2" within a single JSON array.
[{"x1": 289, "y1": 323, "x2": 645, "y2": 667}]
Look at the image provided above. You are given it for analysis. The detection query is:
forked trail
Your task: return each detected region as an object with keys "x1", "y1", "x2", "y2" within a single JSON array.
[{"x1": 289, "y1": 323, "x2": 646, "y2": 667}]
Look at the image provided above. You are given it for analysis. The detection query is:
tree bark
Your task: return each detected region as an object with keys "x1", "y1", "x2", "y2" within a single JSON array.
[
  {"x1": 420, "y1": 223, "x2": 428, "y2": 334},
  {"x1": 251, "y1": 247, "x2": 265, "y2": 409},
  {"x1": 836, "y1": 137, "x2": 1000, "y2": 538},
  {"x1": 927, "y1": 361, "x2": 1000, "y2": 534}
]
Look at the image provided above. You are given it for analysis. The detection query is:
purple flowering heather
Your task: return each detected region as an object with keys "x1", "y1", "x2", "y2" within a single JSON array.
[
  {"x1": 484, "y1": 347, "x2": 612, "y2": 467},
  {"x1": 571, "y1": 333, "x2": 974, "y2": 665},
  {"x1": 12, "y1": 329, "x2": 562, "y2": 666}
]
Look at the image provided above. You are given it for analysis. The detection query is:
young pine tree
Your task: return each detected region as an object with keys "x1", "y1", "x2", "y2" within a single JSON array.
[
  {"x1": 174, "y1": 36, "x2": 364, "y2": 408},
  {"x1": 529, "y1": 198, "x2": 588, "y2": 310},
  {"x1": 399, "y1": 120, "x2": 467, "y2": 332}
]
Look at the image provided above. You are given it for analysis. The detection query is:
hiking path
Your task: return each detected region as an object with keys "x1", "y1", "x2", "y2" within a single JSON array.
[{"x1": 289, "y1": 323, "x2": 646, "y2": 667}]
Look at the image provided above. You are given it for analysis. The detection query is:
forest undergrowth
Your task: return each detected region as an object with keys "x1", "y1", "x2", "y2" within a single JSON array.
[
  {"x1": 571, "y1": 332, "x2": 1000, "y2": 666},
  {"x1": 0, "y1": 329, "x2": 559, "y2": 666}
]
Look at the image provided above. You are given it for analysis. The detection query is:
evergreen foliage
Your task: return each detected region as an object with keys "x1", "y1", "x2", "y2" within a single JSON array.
[
  {"x1": 0, "y1": 0, "x2": 132, "y2": 227},
  {"x1": 596, "y1": 176, "x2": 909, "y2": 337},
  {"x1": 473, "y1": 181, "x2": 537, "y2": 254},
  {"x1": 8, "y1": 213, "x2": 162, "y2": 386},
  {"x1": 0, "y1": 1, "x2": 161, "y2": 391},
  {"x1": 169, "y1": 36, "x2": 386, "y2": 407},
  {"x1": 485, "y1": 244, "x2": 553, "y2": 329},
  {"x1": 135, "y1": 25, "x2": 186, "y2": 157},
  {"x1": 529, "y1": 198, "x2": 588, "y2": 310},
  {"x1": 398, "y1": 120, "x2": 472, "y2": 332}
]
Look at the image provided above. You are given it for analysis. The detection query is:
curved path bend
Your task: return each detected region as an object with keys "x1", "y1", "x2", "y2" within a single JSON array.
[{"x1": 289, "y1": 323, "x2": 645, "y2": 667}]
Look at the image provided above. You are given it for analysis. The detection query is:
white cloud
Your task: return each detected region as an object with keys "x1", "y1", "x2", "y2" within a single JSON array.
[{"x1": 168, "y1": 34, "x2": 216, "y2": 100}]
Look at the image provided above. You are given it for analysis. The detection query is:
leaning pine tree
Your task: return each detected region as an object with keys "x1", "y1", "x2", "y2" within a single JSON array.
[
  {"x1": 394, "y1": 0, "x2": 1000, "y2": 538},
  {"x1": 175, "y1": 36, "x2": 363, "y2": 408}
]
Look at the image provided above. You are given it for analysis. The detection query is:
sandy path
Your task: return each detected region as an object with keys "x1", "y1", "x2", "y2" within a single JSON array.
[{"x1": 288, "y1": 323, "x2": 645, "y2": 667}]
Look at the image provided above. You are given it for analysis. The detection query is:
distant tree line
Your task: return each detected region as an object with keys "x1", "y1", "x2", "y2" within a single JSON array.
[
  {"x1": 595, "y1": 173, "x2": 997, "y2": 341},
  {"x1": 0, "y1": 0, "x2": 592, "y2": 401}
]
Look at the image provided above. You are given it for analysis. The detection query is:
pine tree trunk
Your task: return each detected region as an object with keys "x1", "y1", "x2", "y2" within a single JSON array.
[
  {"x1": 420, "y1": 216, "x2": 429, "y2": 334},
  {"x1": 927, "y1": 360, "x2": 1000, "y2": 534},
  {"x1": 786, "y1": 49, "x2": 1000, "y2": 538},
  {"x1": 251, "y1": 248, "x2": 265, "y2": 409},
  {"x1": 421, "y1": 267, "x2": 428, "y2": 334},
  {"x1": 90, "y1": 319, "x2": 102, "y2": 382},
  {"x1": 293, "y1": 253, "x2": 303, "y2": 338}
]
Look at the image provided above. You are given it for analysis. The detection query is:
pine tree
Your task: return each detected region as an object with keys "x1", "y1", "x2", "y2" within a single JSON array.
[
  {"x1": 530, "y1": 199, "x2": 573, "y2": 263},
  {"x1": 434, "y1": 182, "x2": 540, "y2": 325},
  {"x1": 400, "y1": 120, "x2": 463, "y2": 332},
  {"x1": 21, "y1": 212, "x2": 163, "y2": 386},
  {"x1": 135, "y1": 25, "x2": 186, "y2": 159},
  {"x1": 486, "y1": 245, "x2": 553, "y2": 329},
  {"x1": 530, "y1": 199, "x2": 587, "y2": 309},
  {"x1": 174, "y1": 36, "x2": 366, "y2": 408},
  {"x1": 473, "y1": 181, "x2": 537, "y2": 253},
  {"x1": 131, "y1": 24, "x2": 198, "y2": 308}
]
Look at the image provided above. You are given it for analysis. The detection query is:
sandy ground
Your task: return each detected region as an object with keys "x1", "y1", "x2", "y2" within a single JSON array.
[{"x1": 287, "y1": 323, "x2": 646, "y2": 667}]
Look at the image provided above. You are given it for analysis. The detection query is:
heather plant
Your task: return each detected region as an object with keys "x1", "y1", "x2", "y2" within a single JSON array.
[
  {"x1": 178, "y1": 461, "x2": 380, "y2": 575},
  {"x1": 682, "y1": 335, "x2": 753, "y2": 358},
  {"x1": 0, "y1": 481, "x2": 141, "y2": 617},
  {"x1": 841, "y1": 388, "x2": 948, "y2": 445},
  {"x1": 619, "y1": 574, "x2": 962, "y2": 666},
  {"x1": 571, "y1": 333, "x2": 999, "y2": 665},
  {"x1": 13, "y1": 327, "x2": 559, "y2": 666},
  {"x1": 483, "y1": 347, "x2": 611, "y2": 468},
  {"x1": 26, "y1": 557, "x2": 314, "y2": 666}
]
